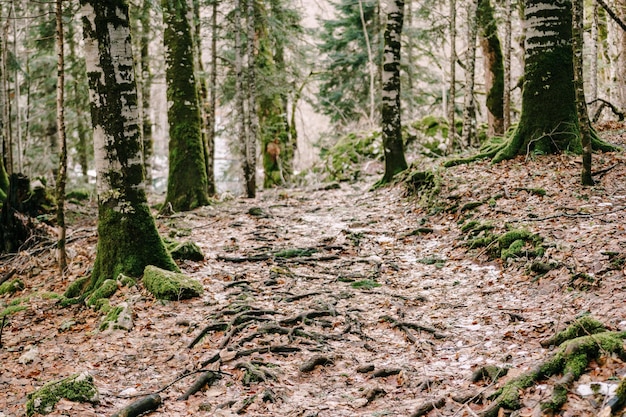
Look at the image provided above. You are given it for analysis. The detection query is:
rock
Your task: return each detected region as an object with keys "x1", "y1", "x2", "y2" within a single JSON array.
[
  {"x1": 99, "y1": 302, "x2": 133, "y2": 332},
  {"x1": 25, "y1": 371, "x2": 99, "y2": 416},
  {"x1": 170, "y1": 241, "x2": 205, "y2": 261},
  {"x1": 143, "y1": 265, "x2": 203, "y2": 301},
  {"x1": 18, "y1": 345, "x2": 39, "y2": 364}
]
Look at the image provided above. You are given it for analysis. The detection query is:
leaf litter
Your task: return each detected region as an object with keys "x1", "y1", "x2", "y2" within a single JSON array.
[{"x1": 2, "y1": 134, "x2": 626, "y2": 416}]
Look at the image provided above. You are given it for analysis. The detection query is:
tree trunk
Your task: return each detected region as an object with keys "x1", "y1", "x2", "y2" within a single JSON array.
[
  {"x1": 572, "y1": 0, "x2": 593, "y2": 185},
  {"x1": 162, "y1": 0, "x2": 210, "y2": 211},
  {"x1": 446, "y1": 0, "x2": 457, "y2": 151},
  {"x1": 493, "y1": 0, "x2": 613, "y2": 163},
  {"x1": 55, "y1": 0, "x2": 67, "y2": 274},
  {"x1": 138, "y1": 0, "x2": 154, "y2": 188},
  {"x1": 359, "y1": 0, "x2": 376, "y2": 124},
  {"x1": 207, "y1": 0, "x2": 218, "y2": 196},
  {"x1": 380, "y1": 0, "x2": 407, "y2": 183},
  {"x1": 461, "y1": 0, "x2": 478, "y2": 147},
  {"x1": 503, "y1": 0, "x2": 512, "y2": 131},
  {"x1": 2, "y1": 7, "x2": 12, "y2": 176},
  {"x1": 477, "y1": 0, "x2": 504, "y2": 136},
  {"x1": 234, "y1": 0, "x2": 248, "y2": 196},
  {"x1": 244, "y1": 0, "x2": 258, "y2": 198},
  {"x1": 80, "y1": 0, "x2": 178, "y2": 291}
]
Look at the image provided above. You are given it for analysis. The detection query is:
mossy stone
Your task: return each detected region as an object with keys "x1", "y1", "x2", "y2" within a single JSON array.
[
  {"x1": 170, "y1": 241, "x2": 204, "y2": 261},
  {"x1": 26, "y1": 372, "x2": 99, "y2": 416},
  {"x1": 143, "y1": 265, "x2": 203, "y2": 301},
  {"x1": 0, "y1": 279, "x2": 24, "y2": 295}
]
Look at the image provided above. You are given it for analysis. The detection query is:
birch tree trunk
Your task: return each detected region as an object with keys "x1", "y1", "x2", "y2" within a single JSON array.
[
  {"x1": 461, "y1": 0, "x2": 478, "y2": 147},
  {"x1": 80, "y1": 0, "x2": 178, "y2": 291},
  {"x1": 162, "y1": 0, "x2": 210, "y2": 211},
  {"x1": 55, "y1": 0, "x2": 67, "y2": 274},
  {"x1": 492, "y1": 0, "x2": 615, "y2": 163},
  {"x1": 380, "y1": 0, "x2": 407, "y2": 183}
]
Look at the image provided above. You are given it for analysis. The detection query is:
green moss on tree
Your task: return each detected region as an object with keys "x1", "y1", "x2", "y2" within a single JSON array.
[
  {"x1": 90, "y1": 204, "x2": 179, "y2": 293},
  {"x1": 26, "y1": 372, "x2": 99, "y2": 416},
  {"x1": 541, "y1": 315, "x2": 607, "y2": 347},
  {"x1": 86, "y1": 279, "x2": 117, "y2": 307},
  {"x1": 162, "y1": 0, "x2": 210, "y2": 212},
  {"x1": 143, "y1": 265, "x2": 203, "y2": 301}
]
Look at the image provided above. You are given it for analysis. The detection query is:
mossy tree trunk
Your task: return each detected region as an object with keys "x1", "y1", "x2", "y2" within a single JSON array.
[
  {"x1": 380, "y1": 0, "x2": 407, "y2": 183},
  {"x1": 55, "y1": 0, "x2": 68, "y2": 273},
  {"x1": 162, "y1": 0, "x2": 210, "y2": 211},
  {"x1": 492, "y1": 0, "x2": 615, "y2": 163},
  {"x1": 445, "y1": 0, "x2": 457, "y2": 151},
  {"x1": 207, "y1": 0, "x2": 218, "y2": 196},
  {"x1": 477, "y1": 0, "x2": 504, "y2": 136},
  {"x1": 80, "y1": 0, "x2": 178, "y2": 292}
]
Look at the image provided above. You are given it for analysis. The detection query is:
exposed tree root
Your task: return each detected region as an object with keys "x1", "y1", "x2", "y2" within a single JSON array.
[
  {"x1": 177, "y1": 371, "x2": 220, "y2": 401},
  {"x1": 479, "y1": 327, "x2": 626, "y2": 417}
]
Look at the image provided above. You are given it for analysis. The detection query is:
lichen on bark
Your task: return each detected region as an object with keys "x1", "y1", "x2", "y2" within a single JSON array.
[{"x1": 80, "y1": 0, "x2": 178, "y2": 292}]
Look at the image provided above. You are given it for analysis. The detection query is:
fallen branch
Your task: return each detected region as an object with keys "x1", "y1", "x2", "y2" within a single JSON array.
[
  {"x1": 177, "y1": 371, "x2": 220, "y2": 401},
  {"x1": 111, "y1": 394, "x2": 161, "y2": 417}
]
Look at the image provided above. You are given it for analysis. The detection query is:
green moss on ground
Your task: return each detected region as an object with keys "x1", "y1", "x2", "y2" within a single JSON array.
[
  {"x1": 26, "y1": 372, "x2": 99, "y2": 416},
  {"x1": 143, "y1": 265, "x2": 203, "y2": 301},
  {"x1": 465, "y1": 228, "x2": 544, "y2": 261},
  {"x1": 0, "y1": 304, "x2": 27, "y2": 317},
  {"x1": 0, "y1": 279, "x2": 24, "y2": 295},
  {"x1": 541, "y1": 316, "x2": 607, "y2": 347},
  {"x1": 350, "y1": 279, "x2": 381, "y2": 289}
]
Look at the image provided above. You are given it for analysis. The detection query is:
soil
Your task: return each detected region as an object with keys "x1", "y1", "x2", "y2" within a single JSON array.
[{"x1": 2, "y1": 133, "x2": 626, "y2": 416}]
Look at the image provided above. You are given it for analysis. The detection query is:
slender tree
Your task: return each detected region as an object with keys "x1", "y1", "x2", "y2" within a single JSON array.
[
  {"x1": 461, "y1": 0, "x2": 479, "y2": 147},
  {"x1": 207, "y1": 0, "x2": 219, "y2": 195},
  {"x1": 477, "y1": 0, "x2": 504, "y2": 136},
  {"x1": 380, "y1": 0, "x2": 407, "y2": 183},
  {"x1": 572, "y1": 0, "x2": 593, "y2": 185},
  {"x1": 244, "y1": 0, "x2": 258, "y2": 197},
  {"x1": 55, "y1": 0, "x2": 67, "y2": 274},
  {"x1": 162, "y1": 0, "x2": 210, "y2": 211},
  {"x1": 80, "y1": 0, "x2": 178, "y2": 291},
  {"x1": 503, "y1": 0, "x2": 512, "y2": 131},
  {"x1": 137, "y1": 0, "x2": 154, "y2": 187},
  {"x1": 446, "y1": 0, "x2": 457, "y2": 151}
]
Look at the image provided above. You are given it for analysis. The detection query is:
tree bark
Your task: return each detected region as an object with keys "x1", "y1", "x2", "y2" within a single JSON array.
[
  {"x1": 493, "y1": 0, "x2": 614, "y2": 163},
  {"x1": 380, "y1": 0, "x2": 407, "y2": 183},
  {"x1": 55, "y1": 0, "x2": 67, "y2": 274},
  {"x1": 572, "y1": 0, "x2": 593, "y2": 185},
  {"x1": 244, "y1": 0, "x2": 258, "y2": 197},
  {"x1": 477, "y1": 0, "x2": 504, "y2": 136},
  {"x1": 461, "y1": 0, "x2": 479, "y2": 147},
  {"x1": 503, "y1": 0, "x2": 512, "y2": 131},
  {"x1": 138, "y1": 0, "x2": 153, "y2": 188},
  {"x1": 80, "y1": 0, "x2": 178, "y2": 291},
  {"x1": 162, "y1": 0, "x2": 210, "y2": 211},
  {"x1": 446, "y1": 0, "x2": 457, "y2": 151},
  {"x1": 207, "y1": 0, "x2": 218, "y2": 196}
]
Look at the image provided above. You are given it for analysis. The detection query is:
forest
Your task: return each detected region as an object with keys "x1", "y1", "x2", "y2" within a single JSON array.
[{"x1": 2, "y1": 0, "x2": 626, "y2": 416}]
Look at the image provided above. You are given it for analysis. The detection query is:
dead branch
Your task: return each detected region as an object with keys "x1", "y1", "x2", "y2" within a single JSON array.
[
  {"x1": 177, "y1": 371, "x2": 221, "y2": 401},
  {"x1": 410, "y1": 397, "x2": 446, "y2": 417},
  {"x1": 111, "y1": 394, "x2": 161, "y2": 417},
  {"x1": 596, "y1": 0, "x2": 626, "y2": 33},
  {"x1": 300, "y1": 355, "x2": 333, "y2": 372}
]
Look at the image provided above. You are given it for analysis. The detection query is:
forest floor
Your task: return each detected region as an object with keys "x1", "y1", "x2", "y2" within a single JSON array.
[{"x1": 3, "y1": 128, "x2": 626, "y2": 417}]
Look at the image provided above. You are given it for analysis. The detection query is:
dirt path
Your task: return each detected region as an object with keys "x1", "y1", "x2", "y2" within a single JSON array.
[{"x1": 2, "y1": 152, "x2": 626, "y2": 416}]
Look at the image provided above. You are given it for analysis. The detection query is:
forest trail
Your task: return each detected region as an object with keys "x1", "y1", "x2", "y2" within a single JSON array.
[{"x1": 3, "y1": 146, "x2": 626, "y2": 416}]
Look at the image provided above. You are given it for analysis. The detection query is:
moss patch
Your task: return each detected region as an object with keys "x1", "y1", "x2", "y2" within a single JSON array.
[
  {"x1": 143, "y1": 265, "x2": 203, "y2": 301},
  {"x1": 63, "y1": 276, "x2": 90, "y2": 299},
  {"x1": 86, "y1": 279, "x2": 118, "y2": 308},
  {"x1": 465, "y1": 228, "x2": 544, "y2": 261},
  {"x1": 26, "y1": 372, "x2": 99, "y2": 416},
  {"x1": 0, "y1": 279, "x2": 24, "y2": 295},
  {"x1": 0, "y1": 304, "x2": 27, "y2": 317}
]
